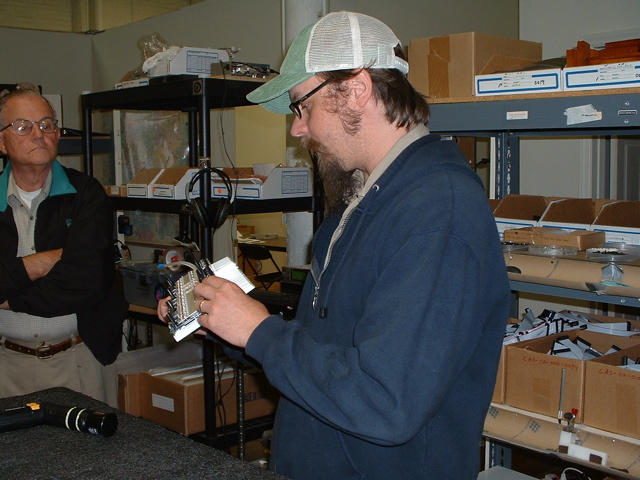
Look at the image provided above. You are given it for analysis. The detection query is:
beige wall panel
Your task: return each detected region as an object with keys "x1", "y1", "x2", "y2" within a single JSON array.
[{"x1": 0, "y1": 0, "x2": 74, "y2": 32}]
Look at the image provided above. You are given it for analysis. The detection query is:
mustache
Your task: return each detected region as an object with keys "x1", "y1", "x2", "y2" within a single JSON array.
[{"x1": 301, "y1": 137, "x2": 325, "y2": 156}]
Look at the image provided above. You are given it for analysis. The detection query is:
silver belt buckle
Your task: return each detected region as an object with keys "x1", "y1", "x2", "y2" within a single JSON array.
[{"x1": 35, "y1": 342, "x2": 53, "y2": 359}]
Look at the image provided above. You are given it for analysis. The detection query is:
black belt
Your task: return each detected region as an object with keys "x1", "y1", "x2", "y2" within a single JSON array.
[{"x1": 3, "y1": 336, "x2": 83, "y2": 359}]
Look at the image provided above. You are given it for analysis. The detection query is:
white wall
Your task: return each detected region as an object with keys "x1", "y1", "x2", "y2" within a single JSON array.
[
  {"x1": 90, "y1": 0, "x2": 519, "y2": 91},
  {"x1": 0, "y1": 0, "x2": 519, "y2": 131},
  {"x1": 520, "y1": 0, "x2": 640, "y2": 59},
  {"x1": 516, "y1": 0, "x2": 640, "y2": 317},
  {"x1": 0, "y1": 28, "x2": 92, "y2": 130},
  {"x1": 518, "y1": 0, "x2": 640, "y2": 198}
]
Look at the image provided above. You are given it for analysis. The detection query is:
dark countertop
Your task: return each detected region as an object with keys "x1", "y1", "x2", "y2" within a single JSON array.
[{"x1": 0, "y1": 387, "x2": 286, "y2": 480}]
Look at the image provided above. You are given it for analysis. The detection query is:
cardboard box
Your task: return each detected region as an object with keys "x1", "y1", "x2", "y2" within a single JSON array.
[
  {"x1": 147, "y1": 47, "x2": 230, "y2": 78},
  {"x1": 488, "y1": 198, "x2": 501, "y2": 212},
  {"x1": 504, "y1": 330, "x2": 640, "y2": 422},
  {"x1": 493, "y1": 318, "x2": 523, "y2": 405},
  {"x1": 151, "y1": 167, "x2": 199, "y2": 200},
  {"x1": 591, "y1": 200, "x2": 640, "y2": 245},
  {"x1": 583, "y1": 343, "x2": 640, "y2": 439},
  {"x1": 127, "y1": 168, "x2": 164, "y2": 198},
  {"x1": 475, "y1": 68, "x2": 563, "y2": 96},
  {"x1": 570, "y1": 311, "x2": 640, "y2": 334},
  {"x1": 503, "y1": 227, "x2": 605, "y2": 250},
  {"x1": 228, "y1": 438, "x2": 267, "y2": 463},
  {"x1": 104, "y1": 185, "x2": 127, "y2": 197},
  {"x1": 140, "y1": 364, "x2": 280, "y2": 436},
  {"x1": 538, "y1": 197, "x2": 598, "y2": 232},
  {"x1": 213, "y1": 165, "x2": 313, "y2": 200},
  {"x1": 115, "y1": 339, "x2": 203, "y2": 417},
  {"x1": 492, "y1": 348, "x2": 507, "y2": 404},
  {"x1": 563, "y1": 61, "x2": 640, "y2": 92},
  {"x1": 408, "y1": 32, "x2": 542, "y2": 98},
  {"x1": 493, "y1": 194, "x2": 548, "y2": 239}
]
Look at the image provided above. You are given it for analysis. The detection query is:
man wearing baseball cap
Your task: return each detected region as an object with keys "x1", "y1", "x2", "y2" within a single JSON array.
[{"x1": 160, "y1": 11, "x2": 510, "y2": 479}]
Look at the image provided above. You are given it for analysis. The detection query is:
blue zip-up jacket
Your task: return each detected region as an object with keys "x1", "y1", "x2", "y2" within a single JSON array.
[
  {"x1": 0, "y1": 161, "x2": 127, "y2": 365},
  {"x1": 245, "y1": 134, "x2": 511, "y2": 479}
]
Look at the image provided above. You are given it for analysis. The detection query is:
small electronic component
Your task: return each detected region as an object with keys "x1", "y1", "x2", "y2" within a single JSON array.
[
  {"x1": 168, "y1": 268, "x2": 202, "y2": 341},
  {"x1": 165, "y1": 257, "x2": 254, "y2": 341}
]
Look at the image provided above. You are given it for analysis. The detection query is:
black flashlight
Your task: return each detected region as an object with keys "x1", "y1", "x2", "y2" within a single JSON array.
[{"x1": 0, "y1": 402, "x2": 118, "y2": 437}]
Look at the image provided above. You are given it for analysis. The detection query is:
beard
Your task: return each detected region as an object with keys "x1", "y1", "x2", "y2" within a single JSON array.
[{"x1": 303, "y1": 137, "x2": 361, "y2": 215}]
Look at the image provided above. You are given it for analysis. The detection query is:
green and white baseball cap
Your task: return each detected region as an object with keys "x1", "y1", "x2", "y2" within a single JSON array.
[{"x1": 247, "y1": 11, "x2": 409, "y2": 114}]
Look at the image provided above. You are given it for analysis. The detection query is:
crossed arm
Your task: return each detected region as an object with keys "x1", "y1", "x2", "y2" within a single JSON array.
[{"x1": 0, "y1": 248, "x2": 62, "y2": 310}]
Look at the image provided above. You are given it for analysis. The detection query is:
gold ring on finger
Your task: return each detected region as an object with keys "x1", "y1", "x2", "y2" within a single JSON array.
[{"x1": 197, "y1": 299, "x2": 206, "y2": 313}]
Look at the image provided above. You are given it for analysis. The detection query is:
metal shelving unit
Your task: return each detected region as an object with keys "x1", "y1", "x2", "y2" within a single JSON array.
[
  {"x1": 429, "y1": 88, "x2": 640, "y2": 305},
  {"x1": 428, "y1": 89, "x2": 640, "y2": 474},
  {"x1": 428, "y1": 88, "x2": 640, "y2": 198},
  {"x1": 81, "y1": 77, "x2": 321, "y2": 457}
]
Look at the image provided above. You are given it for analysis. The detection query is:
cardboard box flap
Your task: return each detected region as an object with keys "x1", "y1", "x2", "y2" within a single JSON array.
[
  {"x1": 494, "y1": 194, "x2": 547, "y2": 220},
  {"x1": 469, "y1": 32, "x2": 542, "y2": 69},
  {"x1": 480, "y1": 55, "x2": 544, "y2": 75},
  {"x1": 594, "y1": 198, "x2": 620, "y2": 214},
  {"x1": 154, "y1": 167, "x2": 195, "y2": 185},
  {"x1": 539, "y1": 198, "x2": 596, "y2": 225},
  {"x1": 593, "y1": 201, "x2": 640, "y2": 228},
  {"x1": 128, "y1": 168, "x2": 164, "y2": 184},
  {"x1": 115, "y1": 339, "x2": 203, "y2": 375}
]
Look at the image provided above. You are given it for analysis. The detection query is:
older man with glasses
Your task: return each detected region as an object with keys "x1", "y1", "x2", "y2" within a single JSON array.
[{"x1": 0, "y1": 82, "x2": 127, "y2": 406}]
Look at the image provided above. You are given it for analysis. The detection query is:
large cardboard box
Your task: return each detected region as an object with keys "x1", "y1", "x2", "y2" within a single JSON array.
[
  {"x1": 583, "y1": 343, "x2": 640, "y2": 439},
  {"x1": 504, "y1": 330, "x2": 640, "y2": 422},
  {"x1": 139, "y1": 364, "x2": 280, "y2": 436},
  {"x1": 115, "y1": 339, "x2": 203, "y2": 417},
  {"x1": 408, "y1": 32, "x2": 542, "y2": 98}
]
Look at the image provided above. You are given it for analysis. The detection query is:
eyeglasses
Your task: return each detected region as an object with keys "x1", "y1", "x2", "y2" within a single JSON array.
[
  {"x1": 289, "y1": 80, "x2": 331, "y2": 118},
  {"x1": 0, "y1": 118, "x2": 58, "y2": 136}
]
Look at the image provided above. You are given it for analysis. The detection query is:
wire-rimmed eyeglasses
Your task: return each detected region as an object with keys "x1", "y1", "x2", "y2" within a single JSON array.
[
  {"x1": 289, "y1": 80, "x2": 331, "y2": 118},
  {"x1": 0, "y1": 118, "x2": 58, "y2": 136}
]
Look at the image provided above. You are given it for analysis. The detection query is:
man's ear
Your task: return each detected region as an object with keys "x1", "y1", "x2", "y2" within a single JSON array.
[
  {"x1": 349, "y1": 70, "x2": 373, "y2": 108},
  {"x1": 0, "y1": 133, "x2": 7, "y2": 156}
]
